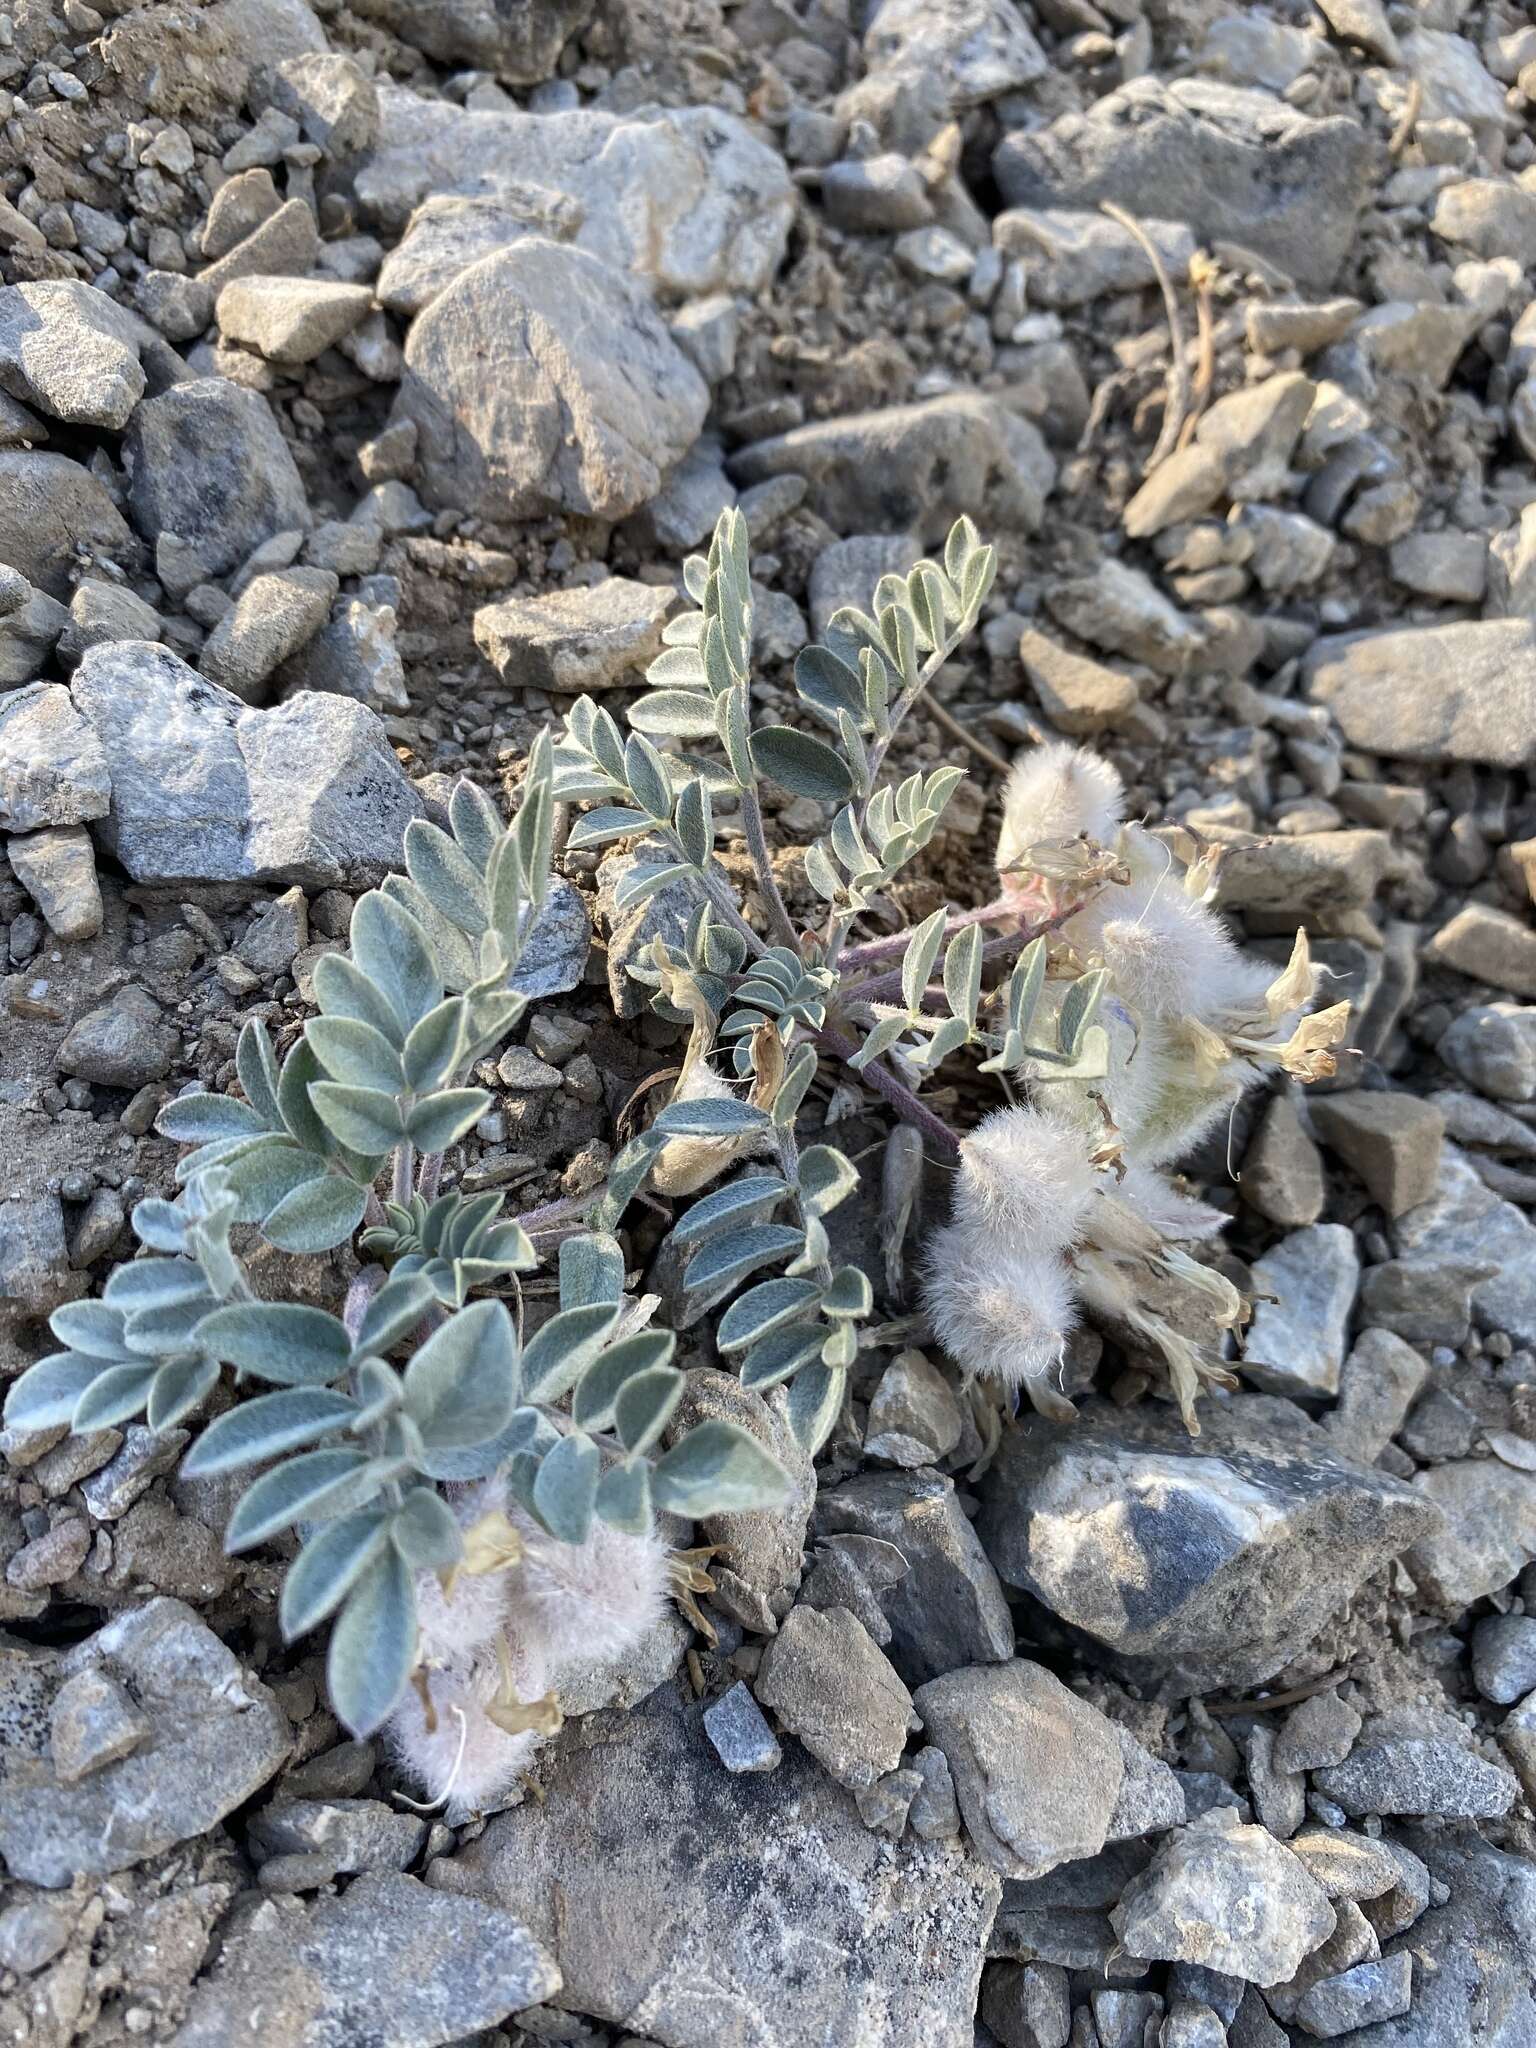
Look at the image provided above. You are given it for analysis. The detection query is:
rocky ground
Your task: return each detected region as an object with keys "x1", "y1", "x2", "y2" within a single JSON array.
[{"x1": 2, "y1": 0, "x2": 1536, "y2": 2042}]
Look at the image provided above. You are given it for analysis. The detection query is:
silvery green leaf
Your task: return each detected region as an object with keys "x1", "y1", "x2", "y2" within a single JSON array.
[
  {"x1": 803, "y1": 839, "x2": 841, "y2": 901},
  {"x1": 182, "y1": 1386, "x2": 357, "y2": 1476},
  {"x1": 442, "y1": 1191, "x2": 501, "y2": 1259},
  {"x1": 568, "y1": 806, "x2": 650, "y2": 850},
  {"x1": 350, "y1": 1357, "x2": 404, "y2": 1429},
  {"x1": 349, "y1": 891, "x2": 442, "y2": 1036},
  {"x1": 793, "y1": 646, "x2": 864, "y2": 725},
  {"x1": 412, "y1": 1405, "x2": 540, "y2": 1483},
  {"x1": 195, "y1": 1302, "x2": 352, "y2": 1386},
  {"x1": 717, "y1": 681, "x2": 754, "y2": 787},
  {"x1": 72, "y1": 1362, "x2": 158, "y2": 1430},
  {"x1": 796, "y1": 1144, "x2": 859, "y2": 1217},
  {"x1": 749, "y1": 726, "x2": 853, "y2": 803},
  {"x1": 830, "y1": 807, "x2": 875, "y2": 881},
  {"x1": 533, "y1": 1430, "x2": 599, "y2": 1544},
  {"x1": 660, "y1": 612, "x2": 704, "y2": 648},
  {"x1": 901, "y1": 907, "x2": 947, "y2": 1014},
  {"x1": 403, "y1": 1298, "x2": 518, "y2": 1450},
  {"x1": 922, "y1": 764, "x2": 965, "y2": 823},
  {"x1": 449, "y1": 778, "x2": 503, "y2": 872},
  {"x1": 104, "y1": 1257, "x2": 209, "y2": 1312},
  {"x1": 2, "y1": 1352, "x2": 105, "y2": 1431},
  {"x1": 402, "y1": 999, "x2": 466, "y2": 1094},
  {"x1": 146, "y1": 1354, "x2": 218, "y2": 1431},
  {"x1": 405, "y1": 1087, "x2": 488, "y2": 1154},
  {"x1": 772, "y1": 1044, "x2": 817, "y2": 1125},
  {"x1": 785, "y1": 1212, "x2": 829, "y2": 1275},
  {"x1": 623, "y1": 732, "x2": 673, "y2": 822},
  {"x1": 1058, "y1": 967, "x2": 1107, "y2": 1058},
  {"x1": 355, "y1": 1273, "x2": 437, "y2": 1358},
  {"x1": 906, "y1": 563, "x2": 946, "y2": 650},
  {"x1": 943, "y1": 922, "x2": 983, "y2": 1030},
  {"x1": 311, "y1": 953, "x2": 404, "y2": 1046},
  {"x1": 821, "y1": 1318, "x2": 859, "y2": 1369},
  {"x1": 390, "y1": 1487, "x2": 462, "y2": 1570},
  {"x1": 911, "y1": 1015, "x2": 971, "y2": 1069},
  {"x1": 878, "y1": 600, "x2": 917, "y2": 687},
  {"x1": 740, "y1": 1322, "x2": 824, "y2": 1391},
  {"x1": 157, "y1": 1092, "x2": 268, "y2": 1144},
  {"x1": 683, "y1": 1224, "x2": 805, "y2": 1295},
  {"x1": 559, "y1": 1232, "x2": 625, "y2": 1310},
  {"x1": 668, "y1": 1175, "x2": 787, "y2": 1248},
  {"x1": 683, "y1": 554, "x2": 709, "y2": 603},
  {"x1": 836, "y1": 711, "x2": 870, "y2": 798},
  {"x1": 279, "y1": 1509, "x2": 391, "y2": 1642},
  {"x1": 520, "y1": 1302, "x2": 620, "y2": 1402},
  {"x1": 861, "y1": 646, "x2": 892, "y2": 735},
  {"x1": 382, "y1": 874, "x2": 481, "y2": 993},
  {"x1": 628, "y1": 690, "x2": 721, "y2": 740},
  {"x1": 226, "y1": 1447, "x2": 374, "y2": 1552},
  {"x1": 1008, "y1": 936, "x2": 1047, "y2": 1037},
  {"x1": 404, "y1": 818, "x2": 488, "y2": 933},
  {"x1": 130, "y1": 1197, "x2": 187, "y2": 1254},
  {"x1": 327, "y1": 1546, "x2": 417, "y2": 1738},
  {"x1": 310, "y1": 1082, "x2": 405, "y2": 1155},
  {"x1": 263, "y1": 1175, "x2": 369, "y2": 1255},
  {"x1": 50, "y1": 1299, "x2": 132, "y2": 1361},
  {"x1": 274, "y1": 1043, "x2": 333, "y2": 1163},
  {"x1": 236, "y1": 1019, "x2": 284, "y2": 1128},
  {"x1": 652, "y1": 1097, "x2": 769, "y2": 1139},
  {"x1": 587, "y1": 702, "x2": 628, "y2": 785},
  {"x1": 485, "y1": 831, "x2": 525, "y2": 952},
  {"x1": 674, "y1": 778, "x2": 713, "y2": 868},
  {"x1": 613, "y1": 861, "x2": 695, "y2": 914},
  {"x1": 822, "y1": 1265, "x2": 872, "y2": 1319},
  {"x1": 787, "y1": 1360, "x2": 843, "y2": 1455},
  {"x1": 961, "y1": 544, "x2": 996, "y2": 615},
  {"x1": 646, "y1": 644, "x2": 708, "y2": 686},
  {"x1": 595, "y1": 1458, "x2": 651, "y2": 1534},
  {"x1": 945, "y1": 514, "x2": 979, "y2": 583},
  {"x1": 650, "y1": 1419, "x2": 788, "y2": 1517},
  {"x1": 595, "y1": 1130, "x2": 662, "y2": 1228},
  {"x1": 307, "y1": 1016, "x2": 404, "y2": 1094},
  {"x1": 716, "y1": 1276, "x2": 821, "y2": 1354},
  {"x1": 571, "y1": 1329, "x2": 675, "y2": 1432},
  {"x1": 122, "y1": 1293, "x2": 214, "y2": 1355},
  {"x1": 222, "y1": 1141, "x2": 328, "y2": 1226},
  {"x1": 615, "y1": 1364, "x2": 684, "y2": 1455}
]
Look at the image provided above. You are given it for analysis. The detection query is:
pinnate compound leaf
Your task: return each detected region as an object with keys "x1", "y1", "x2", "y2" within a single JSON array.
[
  {"x1": 326, "y1": 1546, "x2": 417, "y2": 1737},
  {"x1": 650, "y1": 1419, "x2": 789, "y2": 1517}
]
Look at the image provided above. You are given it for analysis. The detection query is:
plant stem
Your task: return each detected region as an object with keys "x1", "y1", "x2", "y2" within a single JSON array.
[
  {"x1": 392, "y1": 1141, "x2": 416, "y2": 1207},
  {"x1": 739, "y1": 784, "x2": 801, "y2": 952},
  {"x1": 849, "y1": 902, "x2": 1085, "y2": 1009},
  {"x1": 812, "y1": 1024, "x2": 961, "y2": 1156},
  {"x1": 343, "y1": 1264, "x2": 387, "y2": 1344},
  {"x1": 839, "y1": 895, "x2": 1022, "y2": 971},
  {"x1": 514, "y1": 1188, "x2": 599, "y2": 1237}
]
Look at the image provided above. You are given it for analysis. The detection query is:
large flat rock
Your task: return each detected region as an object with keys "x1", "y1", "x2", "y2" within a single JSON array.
[{"x1": 1305, "y1": 619, "x2": 1536, "y2": 769}]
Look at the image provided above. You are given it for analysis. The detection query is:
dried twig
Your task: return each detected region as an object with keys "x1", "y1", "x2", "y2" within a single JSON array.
[
  {"x1": 1177, "y1": 253, "x2": 1218, "y2": 450},
  {"x1": 1101, "y1": 200, "x2": 1189, "y2": 471},
  {"x1": 1388, "y1": 77, "x2": 1421, "y2": 158}
]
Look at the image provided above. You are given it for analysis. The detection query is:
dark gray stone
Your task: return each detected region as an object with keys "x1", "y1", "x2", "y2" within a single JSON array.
[{"x1": 123, "y1": 380, "x2": 309, "y2": 585}]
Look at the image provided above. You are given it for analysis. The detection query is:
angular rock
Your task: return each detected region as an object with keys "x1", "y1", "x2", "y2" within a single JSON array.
[
  {"x1": 350, "y1": 0, "x2": 592, "y2": 77},
  {"x1": 994, "y1": 209, "x2": 1195, "y2": 310},
  {"x1": 357, "y1": 87, "x2": 794, "y2": 296},
  {"x1": 817, "y1": 1467, "x2": 1015, "y2": 1686},
  {"x1": 48, "y1": 1666, "x2": 151, "y2": 1781},
  {"x1": 1324, "y1": 1328, "x2": 1429, "y2": 1465},
  {"x1": 376, "y1": 188, "x2": 582, "y2": 317},
  {"x1": 0, "y1": 451, "x2": 139, "y2": 600},
  {"x1": 200, "y1": 568, "x2": 338, "y2": 704},
  {"x1": 249, "y1": 1797, "x2": 427, "y2": 1874},
  {"x1": 0, "y1": 1192, "x2": 74, "y2": 1315},
  {"x1": 0, "y1": 586, "x2": 69, "y2": 686},
  {"x1": 809, "y1": 534, "x2": 922, "y2": 637},
  {"x1": 473, "y1": 578, "x2": 672, "y2": 693},
  {"x1": 1427, "y1": 903, "x2": 1536, "y2": 1000},
  {"x1": 195, "y1": 197, "x2": 320, "y2": 297},
  {"x1": 730, "y1": 392, "x2": 1054, "y2": 544},
  {"x1": 217, "y1": 275, "x2": 373, "y2": 363},
  {"x1": 511, "y1": 877, "x2": 591, "y2": 998},
  {"x1": 702, "y1": 1681, "x2": 782, "y2": 1774},
  {"x1": 175, "y1": 1872, "x2": 557, "y2": 2048},
  {"x1": 72, "y1": 641, "x2": 426, "y2": 887},
  {"x1": 58, "y1": 577, "x2": 164, "y2": 668},
  {"x1": 976, "y1": 1397, "x2": 1441, "y2": 1692},
  {"x1": 437, "y1": 1681, "x2": 999, "y2": 2048},
  {"x1": 58, "y1": 985, "x2": 178, "y2": 1087},
  {"x1": 1242, "y1": 1093, "x2": 1326, "y2": 1229},
  {"x1": 913, "y1": 1660, "x2": 1125, "y2": 1880},
  {"x1": 979, "y1": 1959, "x2": 1070, "y2": 2048},
  {"x1": 124, "y1": 380, "x2": 309, "y2": 585},
  {"x1": 397, "y1": 240, "x2": 707, "y2": 523},
  {"x1": 1313, "y1": 1711, "x2": 1518, "y2": 1820},
  {"x1": 1111, "y1": 1808, "x2": 1336, "y2": 1987},
  {"x1": 864, "y1": 1348, "x2": 964, "y2": 1466},
  {"x1": 993, "y1": 79, "x2": 1371, "y2": 288},
  {"x1": 1017, "y1": 627, "x2": 1139, "y2": 737},
  {"x1": 864, "y1": 0, "x2": 1045, "y2": 105},
  {"x1": 1275, "y1": 1693, "x2": 1363, "y2": 1776},
  {"x1": 1437, "y1": 1004, "x2": 1536, "y2": 1101},
  {"x1": 1310, "y1": 1093, "x2": 1446, "y2": 1217},
  {"x1": 1472, "y1": 1616, "x2": 1536, "y2": 1707},
  {"x1": 0, "y1": 1598, "x2": 290, "y2": 1887},
  {"x1": 0, "y1": 280, "x2": 145, "y2": 430},
  {"x1": 754, "y1": 1604, "x2": 914, "y2": 1790},
  {"x1": 269, "y1": 50, "x2": 380, "y2": 160},
  {"x1": 1394, "y1": 1146, "x2": 1536, "y2": 1346},
  {"x1": 1043, "y1": 558, "x2": 1203, "y2": 675},
  {"x1": 0, "y1": 683, "x2": 110, "y2": 831},
  {"x1": 8, "y1": 824, "x2": 104, "y2": 942},
  {"x1": 1105, "y1": 1726, "x2": 1188, "y2": 1843},
  {"x1": 1305, "y1": 620, "x2": 1536, "y2": 769},
  {"x1": 281, "y1": 597, "x2": 409, "y2": 715},
  {"x1": 1243, "y1": 1223, "x2": 1358, "y2": 1398},
  {"x1": 1406, "y1": 1457, "x2": 1536, "y2": 1608}
]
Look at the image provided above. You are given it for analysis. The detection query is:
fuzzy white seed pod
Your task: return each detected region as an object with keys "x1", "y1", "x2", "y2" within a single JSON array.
[
  {"x1": 383, "y1": 1644, "x2": 549, "y2": 1825},
  {"x1": 1114, "y1": 1163, "x2": 1228, "y2": 1244},
  {"x1": 997, "y1": 741, "x2": 1126, "y2": 880},
  {"x1": 954, "y1": 1104, "x2": 1098, "y2": 1250},
  {"x1": 503, "y1": 1504, "x2": 672, "y2": 1672},
  {"x1": 923, "y1": 1220, "x2": 1078, "y2": 1393}
]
